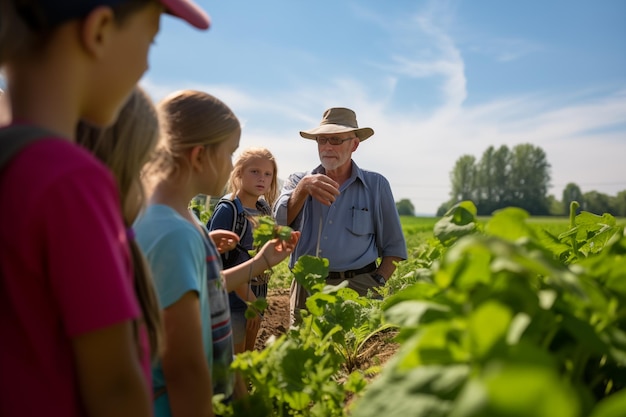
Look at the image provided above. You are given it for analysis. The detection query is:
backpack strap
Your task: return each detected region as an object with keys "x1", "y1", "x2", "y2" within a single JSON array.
[
  {"x1": 209, "y1": 197, "x2": 251, "y2": 269},
  {"x1": 212, "y1": 197, "x2": 248, "y2": 240},
  {"x1": 0, "y1": 125, "x2": 56, "y2": 171}
]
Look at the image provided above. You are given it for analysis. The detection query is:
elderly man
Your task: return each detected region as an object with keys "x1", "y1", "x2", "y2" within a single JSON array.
[{"x1": 274, "y1": 107, "x2": 407, "y2": 324}]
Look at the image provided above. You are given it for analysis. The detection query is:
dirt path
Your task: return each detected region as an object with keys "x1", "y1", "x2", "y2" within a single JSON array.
[{"x1": 255, "y1": 288, "x2": 291, "y2": 349}]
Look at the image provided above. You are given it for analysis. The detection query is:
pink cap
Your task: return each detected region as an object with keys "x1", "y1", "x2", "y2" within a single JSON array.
[{"x1": 161, "y1": 0, "x2": 210, "y2": 30}]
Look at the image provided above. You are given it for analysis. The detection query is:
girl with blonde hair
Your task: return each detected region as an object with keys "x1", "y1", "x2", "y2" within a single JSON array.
[
  {"x1": 135, "y1": 89, "x2": 299, "y2": 416},
  {"x1": 208, "y1": 147, "x2": 279, "y2": 353},
  {"x1": 76, "y1": 86, "x2": 163, "y2": 370}
]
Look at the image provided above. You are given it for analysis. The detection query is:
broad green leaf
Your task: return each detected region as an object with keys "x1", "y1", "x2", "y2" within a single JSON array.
[
  {"x1": 558, "y1": 226, "x2": 579, "y2": 240},
  {"x1": 306, "y1": 292, "x2": 338, "y2": 316},
  {"x1": 579, "y1": 224, "x2": 622, "y2": 256},
  {"x1": 382, "y1": 281, "x2": 441, "y2": 310},
  {"x1": 540, "y1": 229, "x2": 572, "y2": 259},
  {"x1": 434, "y1": 201, "x2": 477, "y2": 245},
  {"x1": 413, "y1": 321, "x2": 467, "y2": 366},
  {"x1": 589, "y1": 389, "x2": 626, "y2": 417},
  {"x1": 434, "y1": 269, "x2": 453, "y2": 289},
  {"x1": 486, "y1": 207, "x2": 535, "y2": 241},
  {"x1": 251, "y1": 216, "x2": 295, "y2": 249},
  {"x1": 351, "y1": 364, "x2": 470, "y2": 417},
  {"x1": 434, "y1": 218, "x2": 477, "y2": 245},
  {"x1": 454, "y1": 200, "x2": 478, "y2": 217},
  {"x1": 576, "y1": 211, "x2": 615, "y2": 232},
  {"x1": 502, "y1": 341, "x2": 557, "y2": 368},
  {"x1": 252, "y1": 215, "x2": 278, "y2": 248},
  {"x1": 292, "y1": 255, "x2": 328, "y2": 292},
  {"x1": 452, "y1": 364, "x2": 580, "y2": 417},
  {"x1": 468, "y1": 301, "x2": 512, "y2": 359},
  {"x1": 444, "y1": 238, "x2": 493, "y2": 290},
  {"x1": 385, "y1": 300, "x2": 451, "y2": 327}
]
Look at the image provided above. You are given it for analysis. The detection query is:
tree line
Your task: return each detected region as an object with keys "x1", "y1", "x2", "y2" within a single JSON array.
[
  {"x1": 431, "y1": 143, "x2": 626, "y2": 217},
  {"x1": 556, "y1": 182, "x2": 626, "y2": 217}
]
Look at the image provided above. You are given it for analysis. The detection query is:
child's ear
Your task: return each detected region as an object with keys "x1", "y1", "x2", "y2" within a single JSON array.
[
  {"x1": 190, "y1": 145, "x2": 208, "y2": 171},
  {"x1": 80, "y1": 6, "x2": 116, "y2": 58}
]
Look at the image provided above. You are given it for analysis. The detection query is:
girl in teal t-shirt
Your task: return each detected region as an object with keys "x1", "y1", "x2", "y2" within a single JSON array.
[{"x1": 136, "y1": 90, "x2": 299, "y2": 416}]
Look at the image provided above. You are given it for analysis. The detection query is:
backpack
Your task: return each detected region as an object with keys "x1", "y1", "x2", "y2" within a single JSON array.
[
  {"x1": 208, "y1": 196, "x2": 272, "y2": 269},
  {"x1": 0, "y1": 125, "x2": 56, "y2": 171}
]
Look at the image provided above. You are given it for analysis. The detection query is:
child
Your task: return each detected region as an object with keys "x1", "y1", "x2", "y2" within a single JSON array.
[
  {"x1": 0, "y1": 2, "x2": 209, "y2": 417},
  {"x1": 76, "y1": 86, "x2": 163, "y2": 380},
  {"x1": 208, "y1": 147, "x2": 279, "y2": 353},
  {"x1": 135, "y1": 90, "x2": 299, "y2": 416}
]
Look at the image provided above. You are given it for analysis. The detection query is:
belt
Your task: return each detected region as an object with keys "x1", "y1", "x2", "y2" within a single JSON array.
[{"x1": 327, "y1": 262, "x2": 377, "y2": 280}]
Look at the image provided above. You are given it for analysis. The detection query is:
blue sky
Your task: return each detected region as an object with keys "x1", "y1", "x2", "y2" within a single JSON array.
[{"x1": 143, "y1": 0, "x2": 626, "y2": 215}]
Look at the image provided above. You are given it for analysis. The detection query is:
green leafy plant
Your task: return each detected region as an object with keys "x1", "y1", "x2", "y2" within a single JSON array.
[
  {"x1": 214, "y1": 203, "x2": 625, "y2": 416},
  {"x1": 433, "y1": 200, "x2": 480, "y2": 246},
  {"x1": 305, "y1": 283, "x2": 395, "y2": 373},
  {"x1": 242, "y1": 218, "x2": 295, "y2": 318},
  {"x1": 189, "y1": 196, "x2": 211, "y2": 224},
  {"x1": 228, "y1": 255, "x2": 369, "y2": 417},
  {"x1": 351, "y1": 202, "x2": 626, "y2": 417},
  {"x1": 541, "y1": 201, "x2": 623, "y2": 264},
  {"x1": 253, "y1": 215, "x2": 295, "y2": 249}
]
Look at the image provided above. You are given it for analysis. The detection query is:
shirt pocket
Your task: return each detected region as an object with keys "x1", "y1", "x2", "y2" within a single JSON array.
[{"x1": 349, "y1": 207, "x2": 374, "y2": 236}]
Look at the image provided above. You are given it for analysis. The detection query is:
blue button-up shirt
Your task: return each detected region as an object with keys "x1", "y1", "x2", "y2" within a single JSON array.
[{"x1": 274, "y1": 161, "x2": 407, "y2": 271}]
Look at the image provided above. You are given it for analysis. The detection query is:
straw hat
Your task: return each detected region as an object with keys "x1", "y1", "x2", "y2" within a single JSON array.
[{"x1": 299, "y1": 107, "x2": 374, "y2": 141}]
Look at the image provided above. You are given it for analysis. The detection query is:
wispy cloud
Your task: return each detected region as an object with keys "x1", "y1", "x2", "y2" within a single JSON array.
[{"x1": 469, "y1": 37, "x2": 543, "y2": 63}]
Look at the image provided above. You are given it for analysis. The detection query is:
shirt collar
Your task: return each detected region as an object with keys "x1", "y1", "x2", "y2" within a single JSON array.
[{"x1": 311, "y1": 160, "x2": 368, "y2": 191}]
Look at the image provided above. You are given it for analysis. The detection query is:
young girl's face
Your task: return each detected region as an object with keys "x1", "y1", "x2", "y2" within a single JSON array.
[
  {"x1": 84, "y1": 3, "x2": 163, "y2": 126},
  {"x1": 240, "y1": 157, "x2": 275, "y2": 199}
]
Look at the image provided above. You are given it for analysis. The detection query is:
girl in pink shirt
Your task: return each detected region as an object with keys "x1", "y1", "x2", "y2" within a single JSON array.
[{"x1": 0, "y1": 1, "x2": 209, "y2": 416}]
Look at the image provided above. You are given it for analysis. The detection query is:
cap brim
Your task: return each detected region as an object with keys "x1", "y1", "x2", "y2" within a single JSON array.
[
  {"x1": 162, "y1": 0, "x2": 211, "y2": 30},
  {"x1": 300, "y1": 125, "x2": 374, "y2": 142}
]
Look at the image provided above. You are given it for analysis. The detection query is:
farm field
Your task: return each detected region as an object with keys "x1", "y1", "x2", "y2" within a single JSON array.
[
  {"x1": 264, "y1": 215, "x2": 626, "y2": 290},
  {"x1": 261, "y1": 214, "x2": 625, "y2": 340},
  {"x1": 400, "y1": 214, "x2": 626, "y2": 248},
  {"x1": 231, "y1": 206, "x2": 626, "y2": 417}
]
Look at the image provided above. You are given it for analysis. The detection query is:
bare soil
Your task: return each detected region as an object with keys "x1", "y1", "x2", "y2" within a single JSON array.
[{"x1": 254, "y1": 288, "x2": 292, "y2": 349}]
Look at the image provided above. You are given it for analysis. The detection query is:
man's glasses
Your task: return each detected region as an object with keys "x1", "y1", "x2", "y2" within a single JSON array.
[{"x1": 315, "y1": 136, "x2": 357, "y2": 145}]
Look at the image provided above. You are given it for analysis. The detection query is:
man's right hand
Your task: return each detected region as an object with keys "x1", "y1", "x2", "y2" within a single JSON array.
[{"x1": 300, "y1": 174, "x2": 340, "y2": 206}]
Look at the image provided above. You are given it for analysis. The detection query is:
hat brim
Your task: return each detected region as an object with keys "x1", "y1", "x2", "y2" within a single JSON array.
[
  {"x1": 300, "y1": 125, "x2": 374, "y2": 142},
  {"x1": 162, "y1": 0, "x2": 211, "y2": 30}
]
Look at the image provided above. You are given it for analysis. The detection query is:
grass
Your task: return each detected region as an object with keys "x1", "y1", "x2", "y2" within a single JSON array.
[{"x1": 400, "y1": 216, "x2": 439, "y2": 248}]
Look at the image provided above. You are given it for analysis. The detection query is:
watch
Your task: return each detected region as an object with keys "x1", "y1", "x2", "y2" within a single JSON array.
[{"x1": 372, "y1": 273, "x2": 386, "y2": 285}]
